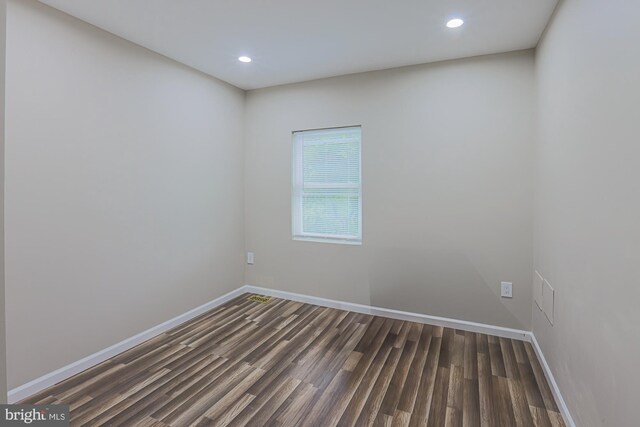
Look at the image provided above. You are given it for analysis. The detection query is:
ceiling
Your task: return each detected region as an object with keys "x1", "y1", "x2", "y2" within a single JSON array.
[{"x1": 38, "y1": 0, "x2": 558, "y2": 90}]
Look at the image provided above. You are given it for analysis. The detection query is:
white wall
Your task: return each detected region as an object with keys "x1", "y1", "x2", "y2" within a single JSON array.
[
  {"x1": 534, "y1": 0, "x2": 640, "y2": 425},
  {"x1": 4, "y1": 0, "x2": 245, "y2": 389},
  {"x1": 245, "y1": 51, "x2": 535, "y2": 330},
  {"x1": 0, "y1": 0, "x2": 6, "y2": 403}
]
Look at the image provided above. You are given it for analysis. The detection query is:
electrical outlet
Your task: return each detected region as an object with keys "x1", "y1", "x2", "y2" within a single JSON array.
[
  {"x1": 246, "y1": 252, "x2": 254, "y2": 265},
  {"x1": 501, "y1": 281, "x2": 513, "y2": 298}
]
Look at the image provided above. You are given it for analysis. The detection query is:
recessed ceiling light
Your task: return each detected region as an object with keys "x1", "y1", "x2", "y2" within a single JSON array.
[
  {"x1": 446, "y1": 18, "x2": 464, "y2": 29},
  {"x1": 238, "y1": 56, "x2": 252, "y2": 63}
]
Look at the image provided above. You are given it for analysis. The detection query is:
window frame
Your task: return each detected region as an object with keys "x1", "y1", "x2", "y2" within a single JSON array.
[{"x1": 291, "y1": 125, "x2": 363, "y2": 245}]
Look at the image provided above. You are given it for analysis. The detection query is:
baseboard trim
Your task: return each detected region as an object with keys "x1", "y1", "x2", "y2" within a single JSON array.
[
  {"x1": 529, "y1": 334, "x2": 576, "y2": 427},
  {"x1": 8, "y1": 286, "x2": 247, "y2": 403},
  {"x1": 10, "y1": 283, "x2": 574, "y2": 427},
  {"x1": 247, "y1": 285, "x2": 576, "y2": 425},
  {"x1": 244, "y1": 285, "x2": 530, "y2": 341}
]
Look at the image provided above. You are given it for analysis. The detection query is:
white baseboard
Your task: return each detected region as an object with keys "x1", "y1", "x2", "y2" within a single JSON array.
[
  {"x1": 8, "y1": 286, "x2": 247, "y2": 403},
  {"x1": 529, "y1": 334, "x2": 576, "y2": 427},
  {"x1": 247, "y1": 285, "x2": 575, "y2": 425},
  {"x1": 9, "y1": 283, "x2": 574, "y2": 427},
  {"x1": 244, "y1": 285, "x2": 530, "y2": 341}
]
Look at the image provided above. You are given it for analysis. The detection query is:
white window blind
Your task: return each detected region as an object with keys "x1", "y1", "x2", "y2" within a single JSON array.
[{"x1": 292, "y1": 126, "x2": 362, "y2": 244}]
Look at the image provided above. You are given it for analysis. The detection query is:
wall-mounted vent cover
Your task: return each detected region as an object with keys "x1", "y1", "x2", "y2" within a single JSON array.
[{"x1": 534, "y1": 270, "x2": 544, "y2": 310}]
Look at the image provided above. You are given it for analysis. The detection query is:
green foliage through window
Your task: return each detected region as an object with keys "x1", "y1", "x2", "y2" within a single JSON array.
[{"x1": 293, "y1": 127, "x2": 362, "y2": 243}]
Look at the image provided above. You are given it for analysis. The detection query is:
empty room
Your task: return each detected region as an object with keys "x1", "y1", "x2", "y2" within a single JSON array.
[{"x1": 0, "y1": 0, "x2": 637, "y2": 425}]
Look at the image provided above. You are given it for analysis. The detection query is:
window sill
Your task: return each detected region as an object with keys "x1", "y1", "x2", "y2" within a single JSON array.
[{"x1": 293, "y1": 236, "x2": 362, "y2": 246}]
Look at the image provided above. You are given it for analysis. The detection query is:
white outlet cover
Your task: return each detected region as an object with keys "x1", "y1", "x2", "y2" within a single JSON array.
[
  {"x1": 542, "y1": 279, "x2": 554, "y2": 325},
  {"x1": 534, "y1": 270, "x2": 544, "y2": 310},
  {"x1": 246, "y1": 252, "x2": 254, "y2": 265},
  {"x1": 500, "y1": 281, "x2": 513, "y2": 298}
]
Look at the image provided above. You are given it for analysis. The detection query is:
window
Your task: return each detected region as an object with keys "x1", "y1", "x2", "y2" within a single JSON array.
[{"x1": 292, "y1": 126, "x2": 362, "y2": 244}]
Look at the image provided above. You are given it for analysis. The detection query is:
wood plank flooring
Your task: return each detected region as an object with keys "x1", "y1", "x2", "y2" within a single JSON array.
[{"x1": 22, "y1": 294, "x2": 565, "y2": 426}]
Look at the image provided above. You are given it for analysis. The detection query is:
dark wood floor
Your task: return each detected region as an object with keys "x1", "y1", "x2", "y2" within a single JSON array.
[{"x1": 23, "y1": 294, "x2": 565, "y2": 426}]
